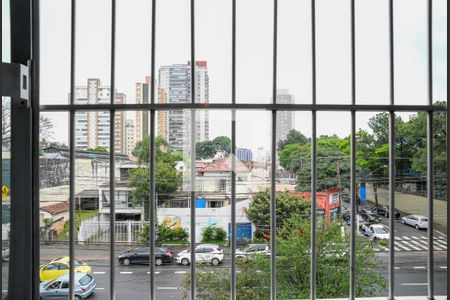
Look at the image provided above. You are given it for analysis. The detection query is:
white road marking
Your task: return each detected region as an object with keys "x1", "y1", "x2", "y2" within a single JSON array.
[
  {"x1": 411, "y1": 241, "x2": 428, "y2": 250},
  {"x1": 440, "y1": 266, "x2": 447, "y2": 269},
  {"x1": 396, "y1": 241, "x2": 412, "y2": 251},
  {"x1": 174, "y1": 271, "x2": 187, "y2": 274},
  {"x1": 147, "y1": 271, "x2": 160, "y2": 274},
  {"x1": 120, "y1": 271, "x2": 133, "y2": 274},
  {"x1": 394, "y1": 236, "x2": 402, "y2": 241},
  {"x1": 405, "y1": 242, "x2": 421, "y2": 251},
  {"x1": 410, "y1": 236, "x2": 420, "y2": 240},
  {"x1": 401, "y1": 283, "x2": 427, "y2": 286},
  {"x1": 394, "y1": 247, "x2": 401, "y2": 251},
  {"x1": 394, "y1": 267, "x2": 400, "y2": 270},
  {"x1": 95, "y1": 287, "x2": 105, "y2": 290},
  {"x1": 413, "y1": 266, "x2": 426, "y2": 270}
]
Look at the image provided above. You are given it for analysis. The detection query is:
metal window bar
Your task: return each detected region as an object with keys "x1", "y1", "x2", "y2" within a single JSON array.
[
  {"x1": 426, "y1": 0, "x2": 434, "y2": 298},
  {"x1": 149, "y1": 0, "x2": 157, "y2": 298},
  {"x1": 68, "y1": 0, "x2": 77, "y2": 296},
  {"x1": 231, "y1": 0, "x2": 237, "y2": 298},
  {"x1": 25, "y1": 0, "x2": 445, "y2": 299},
  {"x1": 349, "y1": 0, "x2": 357, "y2": 297},
  {"x1": 310, "y1": 0, "x2": 318, "y2": 298},
  {"x1": 388, "y1": 0, "x2": 396, "y2": 298},
  {"x1": 109, "y1": 0, "x2": 117, "y2": 297},
  {"x1": 271, "y1": 0, "x2": 278, "y2": 299}
]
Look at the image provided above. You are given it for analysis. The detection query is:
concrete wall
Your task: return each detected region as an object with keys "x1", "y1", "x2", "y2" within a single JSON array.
[
  {"x1": 366, "y1": 184, "x2": 447, "y2": 228},
  {"x1": 157, "y1": 199, "x2": 252, "y2": 243}
]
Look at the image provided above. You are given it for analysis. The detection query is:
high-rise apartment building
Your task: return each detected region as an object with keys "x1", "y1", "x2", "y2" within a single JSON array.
[
  {"x1": 237, "y1": 148, "x2": 253, "y2": 162},
  {"x1": 135, "y1": 76, "x2": 168, "y2": 142},
  {"x1": 73, "y1": 79, "x2": 126, "y2": 153},
  {"x1": 125, "y1": 119, "x2": 136, "y2": 157},
  {"x1": 159, "y1": 61, "x2": 210, "y2": 152},
  {"x1": 276, "y1": 89, "x2": 294, "y2": 148}
]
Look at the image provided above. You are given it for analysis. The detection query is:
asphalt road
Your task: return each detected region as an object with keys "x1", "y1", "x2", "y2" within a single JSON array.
[{"x1": 1, "y1": 216, "x2": 447, "y2": 299}]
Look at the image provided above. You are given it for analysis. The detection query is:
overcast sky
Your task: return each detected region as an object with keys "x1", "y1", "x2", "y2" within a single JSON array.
[{"x1": 3, "y1": 0, "x2": 447, "y2": 152}]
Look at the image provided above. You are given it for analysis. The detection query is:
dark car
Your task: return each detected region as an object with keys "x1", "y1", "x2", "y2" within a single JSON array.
[
  {"x1": 370, "y1": 205, "x2": 400, "y2": 219},
  {"x1": 118, "y1": 247, "x2": 175, "y2": 266},
  {"x1": 359, "y1": 211, "x2": 380, "y2": 223}
]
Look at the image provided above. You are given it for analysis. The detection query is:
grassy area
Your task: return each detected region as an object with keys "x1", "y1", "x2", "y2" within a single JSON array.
[{"x1": 56, "y1": 210, "x2": 98, "y2": 241}]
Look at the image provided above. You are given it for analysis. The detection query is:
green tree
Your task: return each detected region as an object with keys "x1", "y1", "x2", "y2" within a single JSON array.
[
  {"x1": 128, "y1": 136, "x2": 183, "y2": 220},
  {"x1": 212, "y1": 136, "x2": 231, "y2": 153},
  {"x1": 278, "y1": 129, "x2": 309, "y2": 150},
  {"x1": 296, "y1": 136, "x2": 351, "y2": 192},
  {"x1": 184, "y1": 217, "x2": 386, "y2": 299},
  {"x1": 196, "y1": 140, "x2": 217, "y2": 159},
  {"x1": 245, "y1": 190, "x2": 310, "y2": 226}
]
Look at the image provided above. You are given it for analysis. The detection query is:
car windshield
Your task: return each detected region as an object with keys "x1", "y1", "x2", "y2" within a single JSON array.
[
  {"x1": 44, "y1": 280, "x2": 56, "y2": 289},
  {"x1": 74, "y1": 259, "x2": 83, "y2": 267},
  {"x1": 421, "y1": 218, "x2": 428, "y2": 222},
  {"x1": 79, "y1": 274, "x2": 93, "y2": 286},
  {"x1": 374, "y1": 227, "x2": 388, "y2": 234}
]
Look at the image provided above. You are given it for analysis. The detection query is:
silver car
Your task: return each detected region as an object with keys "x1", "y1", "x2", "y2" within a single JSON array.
[
  {"x1": 402, "y1": 215, "x2": 428, "y2": 230},
  {"x1": 39, "y1": 272, "x2": 96, "y2": 299}
]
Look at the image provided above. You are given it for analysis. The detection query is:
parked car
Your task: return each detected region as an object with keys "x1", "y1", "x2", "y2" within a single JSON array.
[
  {"x1": 176, "y1": 244, "x2": 224, "y2": 266},
  {"x1": 370, "y1": 205, "x2": 400, "y2": 219},
  {"x1": 359, "y1": 211, "x2": 380, "y2": 223},
  {"x1": 39, "y1": 257, "x2": 91, "y2": 282},
  {"x1": 40, "y1": 272, "x2": 96, "y2": 299},
  {"x1": 2, "y1": 248, "x2": 9, "y2": 262},
  {"x1": 367, "y1": 224, "x2": 390, "y2": 240},
  {"x1": 118, "y1": 247, "x2": 175, "y2": 266},
  {"x1": 402, "y1": 215, "x2": 428, "y2": 230},
  {"x1": 236, "y1": 243, "x2": 270, "y2": 260},
  {"x1": 340, "y1": 193, "x2": 351, "y2": 203}
]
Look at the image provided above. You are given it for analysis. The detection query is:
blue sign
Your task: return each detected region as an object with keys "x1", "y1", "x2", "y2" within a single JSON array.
[
  {"x1": 360, "y1": 186, "x2": 366, "y2": 203},
  {"x1": 195, "y1": 198, "x2": 206, "y2": 208}
]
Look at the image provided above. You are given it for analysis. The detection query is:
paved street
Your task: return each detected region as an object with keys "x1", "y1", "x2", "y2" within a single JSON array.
[{"x1": 2, "y1": 218, "x2": 447, "y2": 299}]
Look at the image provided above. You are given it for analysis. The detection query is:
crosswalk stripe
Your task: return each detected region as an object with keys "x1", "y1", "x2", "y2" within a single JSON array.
[
  {"x1": 411, "y1": 236, "x2": 420, "y2": 240},
  {"x1": 394, "y1": 247, "x2": 400, "y2": 251},
  {"x1": 411, "y1": 240, "x2": 428, "y2": 250},
  {"x1": 434, "y1": 239, "x2": 447, "y2": 246},
  {"x1": 396, "y1": 242, "x2": 412, "y2": 251},
  {"x1": 404, "y1": 242, "x2": 421, "y2": 251},
  {"x1": 394, "y1": 236, "x2": 402, "y2": 241}
]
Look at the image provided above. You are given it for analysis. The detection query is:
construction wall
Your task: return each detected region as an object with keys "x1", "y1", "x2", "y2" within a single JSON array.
[{"x1": 366, "y1": 183, "x2": 447, "y2": 228}]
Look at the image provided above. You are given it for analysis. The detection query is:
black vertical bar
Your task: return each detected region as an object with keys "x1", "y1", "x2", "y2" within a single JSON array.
[
  {"x1": 231, "y1": 0, "x2": 237, "y2": 298},
  {"x1": 110, "y1": 0, "x2": 117, "y2": 296},
  {"x1": 310, "y1": 0, "x2": 317, "y2": 298},
  {"x1": 68, "y1": 0, "x2": 76, "y2": 297},
  {"x1": 426, "y1": 0, "x2": 434, "y2": 298},
  {"x1": 8, "y1": 0, "x2": 33, "y2": 299},
  {"x1": 149, "y1": 0, "x2": 157, "y2": 297},
  {"x1": 349, "y1": 0, "x2": 356, "y2": 298},
  {"x1": 31, "y1": 0, "x2": 41, "y2": 298},
  {"x1": 388, "y1": 111, "x2": 395, "y2": 299},
  {"x1": 271, "y1": 0, "x2": 278, "y2": 299},
  {"x1": 388, "y1": 0, "x2": 395, "y2": 297},
  {"x1": 190, "y1": 0, "x2": 196, "y2": 299},
  {"x1": 270, "y1": 111, "x2": 277, "y2": 300}
]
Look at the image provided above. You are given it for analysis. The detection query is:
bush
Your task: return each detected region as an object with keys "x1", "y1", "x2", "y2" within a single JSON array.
[
  {"x1": 138, "y1": 222, "x2": 189, "y2": 243},
  {"x1": 201, "y1": 225, "x2": 227, "y2": 243}
]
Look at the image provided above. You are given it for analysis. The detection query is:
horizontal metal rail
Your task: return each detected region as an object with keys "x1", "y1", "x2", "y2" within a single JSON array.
[{"x1": 39, "y1": 103, "x2": 447, "y2": 112}]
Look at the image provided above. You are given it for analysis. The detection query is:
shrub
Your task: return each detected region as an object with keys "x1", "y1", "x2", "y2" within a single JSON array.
[
  {"x1": 138, "y1": 222, "x2": 189, "y2": 243},
  {"x1": 201, "y1": 225, "x2": 227, "y2": 243}
]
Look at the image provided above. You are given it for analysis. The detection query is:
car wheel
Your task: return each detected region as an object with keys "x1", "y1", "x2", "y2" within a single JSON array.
[
  {"x1": 75, "y1": 296, "x2": 82, "y2": 300},
  {"x1": 211, "y1": 258, "x2": 220, "y2": 266},
  {"x1": 155, "y1": 258, "x2": 163, "y2": 266},
  {"x1": 402, "y1": 219, "x2": 405, "y2": 224},
  {"x1": 123, "y1": 258, "x2": 131, "y2": 266},
  {"x1": 415, "y1": 224, "x2": 420, "y2": 230},
  {"x1": 181, "y1": 258, "x2": 190, "y2": 266}
]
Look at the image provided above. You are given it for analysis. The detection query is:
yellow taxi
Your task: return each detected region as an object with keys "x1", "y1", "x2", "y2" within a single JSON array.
[{"x1": 39, "y1": 257, "x2": 92, "y2": 282}]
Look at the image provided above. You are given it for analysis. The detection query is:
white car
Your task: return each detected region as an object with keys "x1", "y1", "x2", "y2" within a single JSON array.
[
  {"x1": 176, "y1": 244, "x2": 224, "y2": 266},
  {"x1": 402, "y1": 215, "x2": 428, "y2": 230},
  {"x1": 368, "y1": 224, "x2": 390, "y2": 240},
  {"x1": 236, "y1": 244, "x2": 270, "y2": 260}
]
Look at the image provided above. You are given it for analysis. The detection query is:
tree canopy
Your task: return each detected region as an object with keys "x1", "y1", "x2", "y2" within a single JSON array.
[
  {"x1": 245, "y1": 190, "x2": 310, "y2": 225},
  {"x1": 196, "y1": 136, "x2": 231, "y2": 159}
]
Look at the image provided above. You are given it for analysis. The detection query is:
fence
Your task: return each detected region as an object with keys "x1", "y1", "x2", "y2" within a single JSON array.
[{"x1": 77, "y1": 220, "x2": 145, "y2": 244}]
